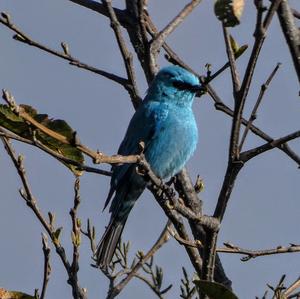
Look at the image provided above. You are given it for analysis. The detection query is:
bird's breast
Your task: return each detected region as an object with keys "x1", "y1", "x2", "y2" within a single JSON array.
[{"x1": 145, "y1": 107, "x2": 198, "y2": 180}]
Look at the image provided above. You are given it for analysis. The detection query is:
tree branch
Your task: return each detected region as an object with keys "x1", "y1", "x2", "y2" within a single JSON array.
[
  {"x1": 147, "y1": 18, "x2": 300, "y2": 167},
  {"x1": 222, "y1": 25, "x2": 241, "y2": 95},
  {"x1": 107, "y1": 221, "x2": 171, "y2": 298},
  {"x1": 276, "y1": 0, "x2": 300, "y2": 82},
  {"x1": 1, "y1": 137, "x2": 86, "y2": 299},
  {"x1": 69, "y1": 178, "x2": 83, "y2": 298},
  {"x1": 102, "y1": 0, "x2": 142, "y2": 109},
  {"x1": 0, "y1": 12, "x2": 128, "y2": 87},
  {"x1": 0, "y1": 127, "x2": 112, "y2": 176},
  {"x1": 40, "y1": 233, "x2": 51, "y2": 299},
  {"x1": 284, "y1": 277, "x2": 300, "y2": 297},
  {"x1": 207, "y1": 84, "x2": 300, "y2": 166},
  {"x1": 149, "y1": 0, "x2": 201, "y2": 73},
  {"x1": 239, "y1": 62, "x2": 281, "y2": 151},
  {"x1": 241, "y1": 130, "x2": 300, "y2": 162},
  {"x1": 138, "y1": 157, "x2": 203, "y2": 276},
  {"x1": 2, "y1": 89, "x2": 139, "y2": 165},
  {"x1": 218, "y1": 242, "x2": 300, "y2": 261}
]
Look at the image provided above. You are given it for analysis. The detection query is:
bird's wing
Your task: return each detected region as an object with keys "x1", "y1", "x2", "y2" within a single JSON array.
[{"x1": 103, "y1": 102, "x2": 168, "y2": 210}]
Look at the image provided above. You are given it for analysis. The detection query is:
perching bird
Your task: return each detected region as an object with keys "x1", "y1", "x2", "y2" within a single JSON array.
[{"x1": 96, "y1": 65, "x2": 202, "y2": 268}]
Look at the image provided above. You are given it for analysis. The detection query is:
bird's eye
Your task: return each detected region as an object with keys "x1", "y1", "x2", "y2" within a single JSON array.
[{"x1": 172, "y1": 81, "x2": 192, "y2": 90}]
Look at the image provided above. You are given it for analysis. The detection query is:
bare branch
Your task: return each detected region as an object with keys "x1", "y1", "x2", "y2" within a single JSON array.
[
  {"x1": 284, "y1": 277, "x2": 300, "y2": 297},
  {"x1": 0, "y1": 127, "x2": 112, "y2": 176},
  {"x1": 149, "y1": 0, "x2": 201, "y2": 73},
  {"x1": 133, "y1": 272, "x2": 165, "y2": 299},
  {"x1": 40, "y1": 233, "x2": 51, "y2": 299},
  {"x1": 222, "y1": 25, "x2": 241, "y2": 94},
  {"x1": 0, "y1": 137, "x2": 86, "y2": 299},
  {"x1": 108, "y1": 221, "x2": 171, "y2": 298},
  {"x1": 167, "y1": 226, "x2": 202, "y2": 248},
  {"x1": 66, "y1": 0, "x2": 116, "y2": 17},
  {"x1": 241, "y1": 130, "x2": 300, "y2": 162},
  {"x1": 239, "y1": 0, "x2": 283, "y2": 109},
  {"x1": 103, "y1": 0, "x2": 142, "y2": 109},
  {"x1": 0, "y1": 12, "x2": 128, "y2": 86},
  {"x1": 276, "y1": 0, "x2": 300, "y2": 82},
  {"x1": 239, "y1": 62, "x2": 281, "y2": 151},
  {"x1": 218, "y1": 242, "x2": 300, "y2": 261},
  {"x1": 207, "y1": 85, "x2": 300, "y2": 166},
  {"x1": 69, "y1": 178, "x2": 83, "y2": 298},
  {"x1": 214, "y1": 0, "x2": 285, "y2": 220},
  {"x1": 81, "y1": 219, "x2": 97, "y2": 254}
]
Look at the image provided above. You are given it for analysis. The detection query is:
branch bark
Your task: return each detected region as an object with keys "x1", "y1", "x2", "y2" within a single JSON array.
[{"x1": 276, "y1": 0, "x2": 300, "y2": 82}]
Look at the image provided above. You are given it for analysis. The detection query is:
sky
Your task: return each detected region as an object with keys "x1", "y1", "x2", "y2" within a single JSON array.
[{"x1": 0, "y1": 1, "x2": 300, "y2": 298}]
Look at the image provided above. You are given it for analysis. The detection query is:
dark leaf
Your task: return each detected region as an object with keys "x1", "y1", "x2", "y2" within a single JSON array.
[
  {"x1": 214, "y1": 0, "x2": 245, "y2": 27},
  {"x1": 0, "y1": 288, "x2": 35, "y2": 299},
  {"x1": 0, "y1": 104, "x2": 84, "y2": 175}
]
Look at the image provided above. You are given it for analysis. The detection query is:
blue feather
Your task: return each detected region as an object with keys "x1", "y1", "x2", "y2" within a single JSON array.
[{"x1": 96, "y1": 65, "x2": 200, "y2": 267}]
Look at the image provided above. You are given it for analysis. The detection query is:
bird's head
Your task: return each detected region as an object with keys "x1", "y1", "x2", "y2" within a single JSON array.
[{"x1": 146, "y1": 65, "x2": 202, "y2": 107}]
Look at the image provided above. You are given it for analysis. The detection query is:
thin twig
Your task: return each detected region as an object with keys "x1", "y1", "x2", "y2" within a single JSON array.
[
  {"x1": 223, "y1": 0, "x2": 284, "y2": 165},
  {"x1": 239, "y1": 0, "x2": 283, "y2": 111},
  {"x1": 284, "y1": 277, "x2": 300, "y2": 297},
  {"x1": 81, "y1": 219, "x2": 97, "y2": 254},
  {"x1": 1, "y1": 137, "x2": 86, "y2": 299},
  {"x1": 0, "y1": 127, "x2": 112, "y2": 176},
  {"x1": 222, "y1": 25, "x2": 241, "y2": 95},
  {"x1": 276, "y1": 0, "x2": 300, "y2": 82},
  {"x1": 239, "y1": 62, "x2": 281, "y2": 151},
  {"x1": 66, "y1": 0, "x2": 126, "y2": 22},
  {"x1": 69, "y1": 178, "x2": 83, "y2": 298},
  {"x1": 149, "y1": 0, "x2": 201, "y2": 73},
  {"x1": 241, "y1": 130, "x2": 300, "y2": 162},
  {"x1": 0, "y1": 12, "x2": 128, "y2": 86},
  {"x1": 167, "y1": 226, "x2": 202, "y2": 248},
  {"x1": 213, "y1": 0, "x2": 284, "y2": 222},
  {"x1": 207, "y1": 84, "x2": 300, "y2": 166},
  {"x1": 108, "y1": 221, "x2": 171, "y2": 298},
  {"x1": 40, "y1": 233, "x2": 51, "y2": 299},
  {"x1": 133, "y1": 272, "x2": 164, "y2": 299},
  {"x1": 103, "y1": 0, "x2": 142, "y2": 109},
  {"x1": 218, "y1": 242, "x2": 300, "y2": 261},
  {"x1": 146, "y1": 11, "x2": 247, "y2": 84}
]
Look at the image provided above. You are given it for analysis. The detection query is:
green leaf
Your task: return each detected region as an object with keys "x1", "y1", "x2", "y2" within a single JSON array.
[
  {"x1": 229, "y1": 35, "x2": 248, "y2": 59},
  {"x1": 234, "y1": 44, "x2": 248, "y2": 59},
  {"x1": 194, "y1": 280, "x2": 239, "y2": 299},
  {"x1": 0, "y1": 104, "x2": 84, "y2": 175},
  {"x1": 0, "y1": 288, "x2": 35, "y2": 299},
  {"x1": 71, "y1": 231, "x2": 81, "y2": 247},
  {"x1": 53, "y1": 227, "x2": 63, "y2": 244},
  {"x1": 229, "y1": 35, "x2": 239, "y2": 54}
]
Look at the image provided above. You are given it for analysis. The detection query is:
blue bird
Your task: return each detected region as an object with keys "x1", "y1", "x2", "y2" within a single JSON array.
[{"x1": 96, "y1": 65, "x2": 201, "y2": 267}]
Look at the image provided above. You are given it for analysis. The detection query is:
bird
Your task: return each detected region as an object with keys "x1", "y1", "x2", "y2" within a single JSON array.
[{"x1": 96, "y1": 65, "x2": 202, "y2": 268}]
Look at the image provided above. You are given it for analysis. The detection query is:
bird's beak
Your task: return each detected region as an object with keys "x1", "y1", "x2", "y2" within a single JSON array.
[{"x1": 189, "y1": 85, "x2": 205, "y2": 94}]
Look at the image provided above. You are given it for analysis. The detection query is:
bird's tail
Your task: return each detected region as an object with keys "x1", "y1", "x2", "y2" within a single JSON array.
[
  {"x1": 95, "y1": 218, "x2": 125, "y2": 268},
  {"x1": 96, "y1": 170, "x2": 146, "y2": 268}
]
